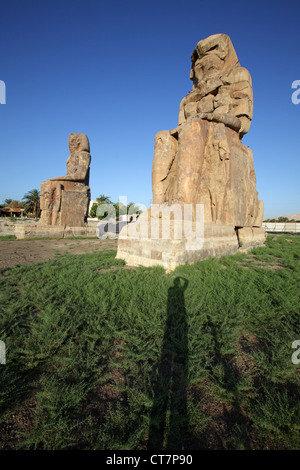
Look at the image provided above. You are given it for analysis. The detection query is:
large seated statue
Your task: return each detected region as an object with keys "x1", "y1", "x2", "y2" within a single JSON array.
[
  {"x1": 39, "y1": 133, "x2": 91, "y2": 227},
  {"x1": 152, "y1": 33, "x2": 263, "y2": 227},
  {"x1": 117, "y1": 34, "x2": 265, "y2": 271}
]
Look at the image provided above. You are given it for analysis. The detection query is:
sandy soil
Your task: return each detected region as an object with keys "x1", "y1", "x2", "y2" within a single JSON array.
[
  {"x1": 0, "y1": 238, "x2": 118, "y2": 270},
  {"x1": 0, "y1": 218, "x2": 118, "y2": 270}
]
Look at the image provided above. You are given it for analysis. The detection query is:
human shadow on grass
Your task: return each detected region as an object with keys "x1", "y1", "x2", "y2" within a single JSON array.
[
  {"x1": 204, "y1": 317, "x2": 253, "y2": 450},
  {"x1": 148, "y1": 276, "x2": 189, "y2": 450}
]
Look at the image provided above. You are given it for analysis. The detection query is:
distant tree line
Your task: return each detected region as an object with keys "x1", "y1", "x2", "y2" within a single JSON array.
[
  {"x1": 89, "y1": 195, "x2": 142, "y2": 220},
  {"x1": 264, "y1": 216, "x2": 298, "y2": 223},
  {"x1": 1, "y1": 189, "x2": 40, "y2": 218},
  {"x1": 1, "y1": 191, "x2": 143, "y2": 221}
]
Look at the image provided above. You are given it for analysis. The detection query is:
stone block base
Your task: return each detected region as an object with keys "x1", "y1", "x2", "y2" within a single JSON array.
[
  {"x1": 116, "y1": 221, "x2": 266, "y2": 271},
  {"x1": 237, "y1": 226, "x2": 266, "y2": 251},
  {"x1": 15, "y1": 225, "x2": 97, "y2": 239}
]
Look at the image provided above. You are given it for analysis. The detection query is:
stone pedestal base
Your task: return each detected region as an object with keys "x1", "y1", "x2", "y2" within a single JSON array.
[
  {"x1": 15, "y1": 225, "x2": 97, "y2": 239},
  {"x1": 40, "y1": 180, "x2": 90, "y2": 227},
  {"x1": 237, "y1": 226, "x2": 267, "y2": 251},
  {"x1": 116, "y1": 214, "x2": 266, "y2": 271}
]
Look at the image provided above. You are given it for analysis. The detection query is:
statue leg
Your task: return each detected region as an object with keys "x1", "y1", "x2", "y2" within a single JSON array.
[{"x1": 152, "y1": 131, "x2": 178, "y2": 205}]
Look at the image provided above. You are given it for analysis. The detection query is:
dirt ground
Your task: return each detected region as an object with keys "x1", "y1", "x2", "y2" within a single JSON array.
[{"x1": 0, "y1": 238, "x2": 118, "y2": 270}]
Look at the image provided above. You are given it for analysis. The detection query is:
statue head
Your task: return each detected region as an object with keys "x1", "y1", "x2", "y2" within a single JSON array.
[
  {"x1": 190, "y1": 33, "x2": 239, "y2": 87},
  {"x1": 66, "y1": 133, "x2": 91, "y2": 182},
  {"x1": 68, "y1": 133, "x2": 90, "y2": 154}
]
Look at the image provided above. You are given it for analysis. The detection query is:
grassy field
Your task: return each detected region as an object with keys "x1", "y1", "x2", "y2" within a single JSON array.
[{"x1": 0, "y1": 234, "x2": 299, "y2": 449}]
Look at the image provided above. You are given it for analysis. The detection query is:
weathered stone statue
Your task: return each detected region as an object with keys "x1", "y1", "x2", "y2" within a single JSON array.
[
  {"x1": 117, "y1": 34, "x2": 265, "y2": 270},
  {"x1": 152, "y1": 33, "x2": 263, "y2": 226},
  {"x1": 40, "y1": 133, "x2": 91, "y2": 227}
]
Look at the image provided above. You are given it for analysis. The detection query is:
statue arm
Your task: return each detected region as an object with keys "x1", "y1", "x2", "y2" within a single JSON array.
[
  {"x1": 50, "y1": 151, "x2": 91, "y2": 183},
  {"x1": 220, "y1": 67, "x2": 253, "y2": 135},
  {"x1": 199, "y1": 112, "x2": 241, "y2": 132}
]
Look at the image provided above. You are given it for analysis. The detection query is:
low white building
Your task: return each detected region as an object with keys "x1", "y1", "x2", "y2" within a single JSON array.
[{"x1": 88, "y1": 200, "x2": 98, "y2": 214}]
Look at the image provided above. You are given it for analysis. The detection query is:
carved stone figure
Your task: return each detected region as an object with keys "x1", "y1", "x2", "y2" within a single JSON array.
[
  {"x1": 152, "y1": 34, "x2": 261, "y2": 226},
  {"x1": 39, "y1": 133, "x2": 91, "y2": 227},
  {"x1": 117, "y1": 34, "x2": 265, "y2": 270}
]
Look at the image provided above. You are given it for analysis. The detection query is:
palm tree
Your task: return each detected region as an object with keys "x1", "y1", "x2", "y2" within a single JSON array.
[
  {"x1": 10, "y1": 200, "x2": 23, "y2": 208},
  {"x1": 4, "y1": 198, "x2": 12, "y2": 206},
  {"x1": 96, "y1": 194, "x2": 111, "y2": 204},
  {"x1": 127, "y1": 202, "x2": 142, "y2": 215},
  {"x1": 22, "y1": 189, "x2": 40, "y2": 218}
]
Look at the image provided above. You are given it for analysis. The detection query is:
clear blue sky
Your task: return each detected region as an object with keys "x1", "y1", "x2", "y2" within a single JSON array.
[{"x1": 0, "y1": 0, "x2": 299, "y2": 219}]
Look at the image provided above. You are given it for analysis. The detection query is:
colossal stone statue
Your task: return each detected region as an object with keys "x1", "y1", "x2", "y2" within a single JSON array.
[
  {"x1": 39, "y1": 133, "x2": 91, "y2": 227},
  {"x1": 117, "y1": 34, "x2": 265, "y2": 270}
]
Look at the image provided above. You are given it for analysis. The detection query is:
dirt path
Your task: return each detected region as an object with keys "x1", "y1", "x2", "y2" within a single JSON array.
[{"x1": 0, "y1": 238, "x2": 118, "y2": 270}]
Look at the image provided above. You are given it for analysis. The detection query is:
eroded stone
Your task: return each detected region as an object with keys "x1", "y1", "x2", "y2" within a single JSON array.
[
  {"x1": 39, "y1": 133, "x2": 91, "y2": 227},
  {"x1": 117, "y1": 34, "x2": 265, "y2": 270}
]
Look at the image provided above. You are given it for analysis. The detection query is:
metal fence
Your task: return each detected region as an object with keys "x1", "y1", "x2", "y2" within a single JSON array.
[{"x1": 262, "y1": 222, "x2": 300, "y2": 233}]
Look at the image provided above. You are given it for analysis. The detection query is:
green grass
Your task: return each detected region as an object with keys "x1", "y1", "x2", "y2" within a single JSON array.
[
  {"x1": 0, "y1": 235, "x2": 299, "y2": 450},
  {"x1": 0, "y1": 235, "x2": 16, "y2": 240}
]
